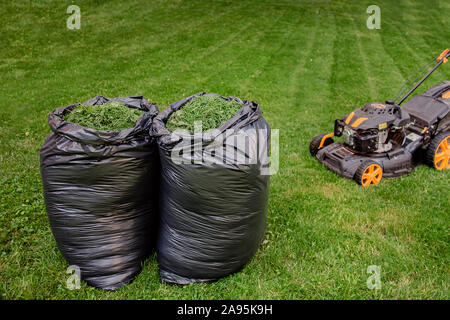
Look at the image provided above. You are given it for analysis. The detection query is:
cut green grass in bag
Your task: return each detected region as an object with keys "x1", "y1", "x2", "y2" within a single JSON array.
[
  {"x1": 166, "y1": 96, "x2": 242, "y2": 133},
  {"x1": 63, "y1": 101, "x2": 144, "y2": 131}
]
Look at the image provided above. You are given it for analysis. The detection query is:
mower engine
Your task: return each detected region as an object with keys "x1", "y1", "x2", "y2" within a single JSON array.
[{"x1": 334, "y1": 101, "x2": 411, "y2": 154}]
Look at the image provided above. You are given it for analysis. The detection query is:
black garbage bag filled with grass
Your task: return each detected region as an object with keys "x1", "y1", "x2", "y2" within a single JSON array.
[
  {"x1": 153, "y1": 93, "x2": 271, "y2": 284},
  {"x1": 40, "y1": 96, "x2": 159, "y2": 290}
]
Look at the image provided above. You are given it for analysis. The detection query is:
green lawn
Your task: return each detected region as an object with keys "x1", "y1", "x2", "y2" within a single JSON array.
[{"x1": 0, "y1": 0, "x2": 449, "y2": 299}]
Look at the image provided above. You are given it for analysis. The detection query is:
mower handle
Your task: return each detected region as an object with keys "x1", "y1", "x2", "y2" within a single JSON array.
[
  {"x1": 437, "y1": 48, "x2": 449, "y2": 63},
  {"x1": 397, "y1": 48, "x2": 449, "y2": 105}
]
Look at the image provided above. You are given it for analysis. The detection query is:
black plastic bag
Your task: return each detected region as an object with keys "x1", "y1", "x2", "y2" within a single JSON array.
[
  {"x1": 152, "y1": 93, "x2": 270, "y2": 284},
  {"x1": 40, "y1": 96, "x2": 159, "y2": 290}
]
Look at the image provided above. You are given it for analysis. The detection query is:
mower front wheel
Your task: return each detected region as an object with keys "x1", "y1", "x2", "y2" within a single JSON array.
[
  {"x1": 426, "y1": 132, "x2": 450, "y2": 170},
  {"x1": 354, "y1": 160, "x2": 383, "y2": 187},
  {"x1": 310, "y1": 133, "x2": 334, "y2": 156}
]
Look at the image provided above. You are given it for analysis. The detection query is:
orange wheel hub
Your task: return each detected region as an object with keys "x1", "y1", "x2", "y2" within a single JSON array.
[
  {"x1": 442, "y1": 90, "x2": 450, "y2": 99},
  {"x1": 361, "y1": 164, "x2": 382, "y2": 187},
  {"x1": 434, "y1": 137, "x2": 450, "y2": 170}
]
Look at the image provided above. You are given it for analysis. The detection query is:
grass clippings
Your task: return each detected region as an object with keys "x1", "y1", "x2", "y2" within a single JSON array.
[
  {"x1": 63, "y1": 102, "x2": 144, "y2": 131},
  {"x1": 166, "y1": 96, "x2": 241, "y2": 132}
]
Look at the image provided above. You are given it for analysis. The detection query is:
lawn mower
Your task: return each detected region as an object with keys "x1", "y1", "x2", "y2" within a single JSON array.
[{"x1": 310, "y1": 49, "x2": 450, "y2": 186}]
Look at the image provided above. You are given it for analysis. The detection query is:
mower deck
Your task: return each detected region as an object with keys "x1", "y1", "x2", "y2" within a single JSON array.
[{"x1": 316, "y1": 142, "x2": 414, "y2": 180}]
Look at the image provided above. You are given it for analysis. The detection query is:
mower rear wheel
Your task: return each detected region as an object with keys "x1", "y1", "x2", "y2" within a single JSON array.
[
  {"x1": 427, "y1": 132, "x2": 450, "y2": 170},
  {"x1": 310, "y1": 134, "x2": 334, "y2": 156},
  {"x1": 354, "y1": 161, "x2": 383, "y2": 187}
]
